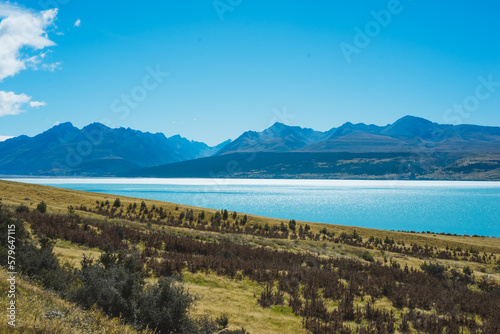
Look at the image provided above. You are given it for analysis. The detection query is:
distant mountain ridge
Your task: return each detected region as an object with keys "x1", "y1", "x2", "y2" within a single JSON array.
[
  {"x1": 0, "y1": 122, "x2": 228, "y2": 176},
  {"x1": 1, "y1": 115, "x2": 499, "y2": 178},
  {"x1": 219, "y1": 116, "x2": 500, "y2": 155},
  {"x1": 215, "y1": 122, "x2": 332, "y2": 155}
]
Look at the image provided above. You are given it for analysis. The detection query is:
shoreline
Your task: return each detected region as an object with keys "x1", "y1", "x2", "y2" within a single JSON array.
[{"x1": 1, "y1": 178, "x2": 499, "y2": 240}]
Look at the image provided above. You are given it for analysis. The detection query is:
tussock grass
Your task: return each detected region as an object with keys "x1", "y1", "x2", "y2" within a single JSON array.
[{"x1": 182, "y1": 271, "x2": 307, "y2": 334}]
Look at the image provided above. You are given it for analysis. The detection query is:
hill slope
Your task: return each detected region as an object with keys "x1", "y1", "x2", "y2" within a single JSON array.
[{"x1": 125, "y1": 151, "x2": 500, "y2": 180}]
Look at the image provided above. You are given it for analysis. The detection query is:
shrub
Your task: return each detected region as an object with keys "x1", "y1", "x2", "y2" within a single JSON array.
[
  {"x1": 136, "y1": 277, "x2": 196, "y2": 333},
  {"x1": 67, "y1": 206, "x2": 77, "y2": 218},
  {"x1": 113, "y1": 198, "x2": 121, "y2": 208},
  {"x1": 39, "y1": 236, "x2": 56, "y2": 249},
  {"x1": 362, "y1": 251, "x2": 374, "y2": 262},
  {"x1": 384, "y1": 236, "x2": 394, "y2": 244},
  {"x1": 15, "y1": 204, "x2": 30, "y2": 214},
  {"x1": 420, "y1": 262, "x2": 446, "y2": 279},
  {"x1": 36, "y1": 201, "x2": 47, "y2": 213},
  {"x1": 71, "y1": 254, "x2": 145, "y2": 321},
  {"x1": 70, "y1": 248, "x2": 202, "y2": 334},
  {"x1": 16, "y1": 239, "x2": 73, "y2": 292},
  {"x1": 463, "y1": 266, "x2": 473, "y2": 276},
  {"x1": 0, "y1": 205, "x2": 29, "y2": 266},
  {"x1": 191, "y1": 315, "x2": 218, "y2": 334},
  {"x1": 216, "y1": 313, "x2": 229, "y2": 328}
]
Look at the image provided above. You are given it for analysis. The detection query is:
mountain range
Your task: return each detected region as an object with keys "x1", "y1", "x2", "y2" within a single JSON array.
[
  {"x1": 217, "y1": 116, "x2": 500, "y2": 154},
  {"x1": 1, "y1": 116, "x2": 499, "y2": 179},
  {"x1": 0, "y1": 122, "x2": 229, "y2": 176}
]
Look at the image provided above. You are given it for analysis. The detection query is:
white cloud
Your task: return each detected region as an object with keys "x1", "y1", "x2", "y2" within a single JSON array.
[
  {"x1": 0, "y1": 3, "x2": 59, "y2": 81},
  {"x1": 0, "y1": 90, "x2": 46, "y2": 116},
  {"x1": 41, "y1": 61, "x2": 61, "y2": 71},
  {"x1": 0, "y1": 4, "x2": 57, "y2": 117},
  {"x1": 29, "y1": 100, "x2": 46, "y2": 108},
  {"x1": 74, "y1": 18, "x2": 81, "y2": 27}
]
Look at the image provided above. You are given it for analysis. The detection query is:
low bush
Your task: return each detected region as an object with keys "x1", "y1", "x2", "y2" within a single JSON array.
[
  {"x1": 362, "y1": 251, "x2": 374, "y2": 262},
  {"x1": 420, "y1": 261, "x2": 446, "y2": 279},
  {"x1": 17, "y1": 241, "x2": 73, "y2": 292},
  {"x1": 463, "y1": 266, "x2": 473, "y2": 275},
  {"x1": 15, "y1": 204, "x2": 30, "y2": 213},
  {"x1": 136, "y1": 277, "x2": 196, "y2": 333},
  {"x1": 36, "y1": 201, "x2": 47, "y2": 213}
]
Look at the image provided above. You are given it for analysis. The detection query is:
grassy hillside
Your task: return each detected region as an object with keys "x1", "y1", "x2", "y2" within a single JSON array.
[
  {"x1": 0, "y1": 268, "x2": 147, "y2": 334},
  {"x1": 1, "y1": 179, "x2": 499, "y2": 333}
]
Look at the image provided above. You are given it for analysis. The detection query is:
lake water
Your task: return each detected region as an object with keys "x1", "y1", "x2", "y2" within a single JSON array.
[{"x1": 5, "y1": 178, "x2": 500, "y2": 237}]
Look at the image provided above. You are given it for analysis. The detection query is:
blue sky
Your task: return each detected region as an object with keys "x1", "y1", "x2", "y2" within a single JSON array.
[{"x1": 1, "y1": 0, "x2": 500, "y2": 145}]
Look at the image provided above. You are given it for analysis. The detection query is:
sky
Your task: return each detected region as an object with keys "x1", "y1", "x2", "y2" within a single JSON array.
[{"x1": 1, "y1": 0, "x2": 500, "y2": 146}]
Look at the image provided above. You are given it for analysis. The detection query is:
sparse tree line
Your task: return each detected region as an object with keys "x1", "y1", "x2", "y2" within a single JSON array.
[
  {"x1": 8, "y1": 203, "x2": 500, "y2": 334},
  {"x1": 80, "y1": 200, "x2": 498, "y2": 265}
]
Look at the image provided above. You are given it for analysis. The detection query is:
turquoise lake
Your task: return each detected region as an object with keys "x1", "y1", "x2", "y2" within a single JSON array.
[{"x1": 6, "y1": 178, "x2": 500, "y2": 237}]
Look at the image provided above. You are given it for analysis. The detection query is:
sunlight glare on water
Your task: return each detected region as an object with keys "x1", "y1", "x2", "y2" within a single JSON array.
[{"x1": 6, "y1": 178, "x2": 500, "y2": 237}]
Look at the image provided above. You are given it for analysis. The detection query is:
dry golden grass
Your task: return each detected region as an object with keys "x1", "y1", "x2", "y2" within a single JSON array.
[
  {"x1": 182, "y1": 271, "x2": 307, "y2": 334},
  {"x1": 52, "y1": 242, "x2": 101, "y2": 269},
  {"x1": 0, "y1": 268, "x2": 151, "y2": 334}
]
